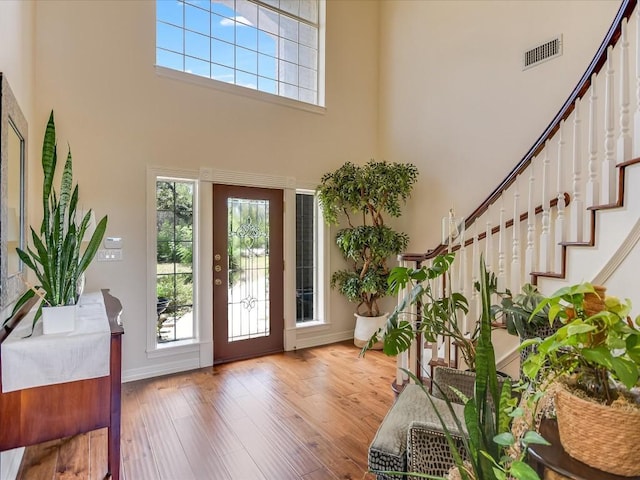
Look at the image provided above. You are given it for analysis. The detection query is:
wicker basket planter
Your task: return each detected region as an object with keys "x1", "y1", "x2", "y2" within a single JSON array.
[{"x1": 555, "y1": 386, "x2": 640, "y2": 477}]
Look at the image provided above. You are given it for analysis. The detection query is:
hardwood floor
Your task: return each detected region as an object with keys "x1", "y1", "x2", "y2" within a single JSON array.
[{"x1": 17, "y1": 341, "x2": 396, "y2": 480}]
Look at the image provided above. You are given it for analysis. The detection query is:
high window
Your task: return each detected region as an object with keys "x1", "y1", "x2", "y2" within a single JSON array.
[
  {"x1": 156, "y1": 178, "x2": 196, "y2": 343},
  {"x1": 156, "y1": 0, "x2": 324, "y2": 106}
]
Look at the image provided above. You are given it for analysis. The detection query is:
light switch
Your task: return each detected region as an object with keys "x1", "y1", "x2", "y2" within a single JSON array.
[{"x1": 104, "y1": 237, "x2": 123, "y2": 249}]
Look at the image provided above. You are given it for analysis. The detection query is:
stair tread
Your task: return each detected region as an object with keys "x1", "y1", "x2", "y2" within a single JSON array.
[
  {"x1": 561, "y1": 241, "x2": 594, "y2": 247},
  {"x1": 588, "y1": 202, "x2": 620, "y2": 211},
  {"x1": 530, "y1": 271, "x2": 565, "y2": 278}
]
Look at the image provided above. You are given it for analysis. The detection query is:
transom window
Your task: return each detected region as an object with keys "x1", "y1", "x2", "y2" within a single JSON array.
[{"x1": 156, "y1": 0, "x2": 323, "y2": 106}]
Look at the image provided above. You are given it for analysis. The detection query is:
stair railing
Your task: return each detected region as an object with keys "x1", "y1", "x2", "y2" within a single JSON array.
[{"x1": 396, "y1": 0, "x2": 638, "y2": 383}]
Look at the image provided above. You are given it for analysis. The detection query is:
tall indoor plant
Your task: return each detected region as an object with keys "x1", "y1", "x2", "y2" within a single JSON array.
[
  {"x1": 317, "y1": 160, "x2": 418, "y2": 347},
  {"x1": 7, "y1": 111, "x2": 107, "y2": 332}
]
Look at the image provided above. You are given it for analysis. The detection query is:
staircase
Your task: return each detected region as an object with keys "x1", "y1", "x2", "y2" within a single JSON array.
[{"x1": 394, "y1": 0, "x2": 640, "y2": 386}]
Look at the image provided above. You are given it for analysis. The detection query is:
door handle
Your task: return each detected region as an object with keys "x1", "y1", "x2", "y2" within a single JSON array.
[{"x1": 214, "y1": 279, "x2": 222, "y2": 286}]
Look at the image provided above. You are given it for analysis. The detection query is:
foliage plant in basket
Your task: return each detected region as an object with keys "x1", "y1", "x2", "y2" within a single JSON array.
[
  {"x1": 317, "y1": 160, "x2": 418, "y2": 347},
  {"x1": 6, "y1": 111, "x2": 107, "y2": 332},
  {"x1": 522, "y1": 283, "x2": 640, "y2": 476}
]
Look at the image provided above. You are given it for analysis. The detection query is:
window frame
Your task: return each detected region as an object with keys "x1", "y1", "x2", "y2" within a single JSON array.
[
  {"x1": 154, "y1": 0, "x2": 327, "y2": 111},
  {"x1": 294, "y1": 188, "x2": 328, "y2": 329},
  {"x1": 147, "y1": 166, "x2": 201, "y2": 357}
]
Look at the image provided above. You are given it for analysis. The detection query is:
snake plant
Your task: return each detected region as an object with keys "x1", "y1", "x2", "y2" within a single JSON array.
[{"x1": 5, "y1": 111, "x2": 107, "y2": 326}]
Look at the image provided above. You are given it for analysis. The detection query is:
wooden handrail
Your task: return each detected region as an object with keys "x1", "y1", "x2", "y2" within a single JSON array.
[
  {"x1": 400, "y1": 192, "x2": 571, "y2": 263},
  {"x1": 417, "y1": 0, "x2": 635, "y2": 260}
]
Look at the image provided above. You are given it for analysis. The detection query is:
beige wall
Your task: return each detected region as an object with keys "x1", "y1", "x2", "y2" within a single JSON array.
[
  {"x1": 379, "y1": 0, "x2": 622, "y2": 251},
  {"x1": 33, "y1": 0, "x2": 380, "y2": 377},
  {"x1": 2, "y1": 0, "x2": 627, "y2": 381},
  {"x1": 0, "y1": 0, "x2": 34, "y2": 126}
]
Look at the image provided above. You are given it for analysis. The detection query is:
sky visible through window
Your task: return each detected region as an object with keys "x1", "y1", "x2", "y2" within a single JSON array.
[{"x1": 156, "y1": 0, "x2": 320, "y2": 105}]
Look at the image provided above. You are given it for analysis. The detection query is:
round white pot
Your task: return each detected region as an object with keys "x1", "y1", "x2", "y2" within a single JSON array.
[{"x1": 353, "y1": 312, "x2": 388, "y2": 349}]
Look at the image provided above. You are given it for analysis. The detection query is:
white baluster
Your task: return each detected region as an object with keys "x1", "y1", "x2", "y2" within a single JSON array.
[
  {"x1": 555, "y1": 121, "x2": 566, "y2": 273},
  {"x1": 571, "y1": 98, "x2": 584, "y2": 242},
  {"x1": 618, "y1": 18, "x2": 631, "y2": 166},
  {"x1": 539, "y1": 144, "x2": 552, "y2": 272},
  {"x1": 497, "y1": 194, "x2": 506, "y2": 291},
  {"x1": 472, "y1": 223, "x2": 480, "y2": 286},
  {"x1": 602, "y1": 46, "x2": 616, "y2": 204},
  {"x1": 511, "y1": 176, "x2": 521, "y2": 294},
  {"x1": 458, "y1": 228, "x2": 469, "y2": 334},
  {"x1": 396, "y1": 258, "x2": 408, "y2": 386},
  {"x1": 485, "y1": 211, "x2": 493, "y2": 271},
  {"x1": 586, "y1": 74, "x2": 600, "y2": 207},
  {"x1": 525, "y1": 159, "x2": 536, "y2": 276},
  {"x1": 634, "y1": 8, "x2": 640, "y2": 157},
  {"x1": 471, "y1": 223, "x2": 480, "y2": 328}
]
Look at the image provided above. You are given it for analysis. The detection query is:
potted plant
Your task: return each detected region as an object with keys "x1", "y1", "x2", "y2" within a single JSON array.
[
  {"x1": 371, "y1": 253, "x2": 475, "y2": 367},
  {"x1": 366, "y1": 257, "x2": 547, "y2": 480},
  {"x1": 317, "y1": 160, "x2": 418, "y2": 347},
  {"x1": 494, "y1": 283, "x2": 556, "y2": 376},
  {"x1": 522, "y1": 283, "x2": 640, "y2": 476},
  {"x1": 7, "y1": 111, "x2": 107, "y2": 334}
]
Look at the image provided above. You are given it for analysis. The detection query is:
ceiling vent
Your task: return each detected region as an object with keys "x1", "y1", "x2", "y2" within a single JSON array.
[{"x1": 523, "y1": 35, "x2": 563, "y2": 70}]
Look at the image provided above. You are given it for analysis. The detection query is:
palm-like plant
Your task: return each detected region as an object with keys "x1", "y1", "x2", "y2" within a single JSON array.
[{"x1": 6, "y1": 111, "x2": 107, "y2": 325}]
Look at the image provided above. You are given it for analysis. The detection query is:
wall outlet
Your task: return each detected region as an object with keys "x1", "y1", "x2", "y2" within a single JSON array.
[{"x1": 97, "y1": 249, "x2": 122, "y2": 262}]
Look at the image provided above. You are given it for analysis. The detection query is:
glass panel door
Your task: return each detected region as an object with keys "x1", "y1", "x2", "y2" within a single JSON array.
[{"x1": 212, "y1": 184, "x2": 283, "y2": 363}]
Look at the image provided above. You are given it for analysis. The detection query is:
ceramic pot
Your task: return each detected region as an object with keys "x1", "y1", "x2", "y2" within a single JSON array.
[{"x1": 353, "y1": 312, "x2": 388, "y2": 349}]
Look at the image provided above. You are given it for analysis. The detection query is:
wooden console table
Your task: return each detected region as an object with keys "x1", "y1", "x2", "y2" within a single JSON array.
[
  {"x1": 0, "y1": 290, "x2": 124, "y2": 480},
  {"x1": 528, "y1": 418, "x2": 640, "y2": 480}
]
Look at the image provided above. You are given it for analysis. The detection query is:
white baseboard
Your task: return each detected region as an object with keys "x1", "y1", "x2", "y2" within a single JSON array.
[
  {"x1": 122, "y1": 357, "x2": 201, "y2": 383},
  {"x1": 1, "y1": 448, "x2": 24, "y2": 480},
  {"x1": 291, "y1": 329, "x2": 353, "y2": 350}
]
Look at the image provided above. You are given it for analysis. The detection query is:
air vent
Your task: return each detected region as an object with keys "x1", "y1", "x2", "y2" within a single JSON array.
[{"x1": 523, "y1": 35, "x2": 563, "y2": 70}]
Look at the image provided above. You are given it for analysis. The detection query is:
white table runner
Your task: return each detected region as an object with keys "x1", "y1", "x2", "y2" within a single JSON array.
[{"x1": 1, "y1": 291, "x2": 111, "y2": 393}]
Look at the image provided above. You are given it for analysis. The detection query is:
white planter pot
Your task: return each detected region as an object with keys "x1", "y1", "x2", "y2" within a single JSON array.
[
  {"x1": 42, "y1": 304, "x2": 77, "y2": 335},
  {"x1": 353, "y1": 312, "x2": 388, "y2": 349}
]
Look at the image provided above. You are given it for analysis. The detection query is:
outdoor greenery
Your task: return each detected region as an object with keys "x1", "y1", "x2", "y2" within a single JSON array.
[
  {"x1": 317, "y1": 160, "x2": 418, "y2": 317},
  {"x1": 156, "y1": 180, "x2": 194, "y2": 337},
  {"x1": 6, "y1": 111, "x2": 107, "y2": 326}
]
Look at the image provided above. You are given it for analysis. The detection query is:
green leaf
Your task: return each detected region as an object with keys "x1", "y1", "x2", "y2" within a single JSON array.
[
  {"x1": 77, "y1": 215, "x2": 108, "y2": 275},
  {"x1": 509, "y1": 460, "x2": 541, "y2": 480},
  {"x1": 567, "y1": 322, "x2": 596, "y2": 336},
  {"x1": 522, "y1": 431, "x2": 550, "y2": 446},
  {"x1": 610, "y1": 356, "x2": 639, "y2": 389},
  {"x1": 493, "y1": 432, "x2": 515, "y2": 446}
]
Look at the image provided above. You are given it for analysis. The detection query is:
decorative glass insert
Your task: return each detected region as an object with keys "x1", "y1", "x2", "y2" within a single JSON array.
[
  {"x1": 156, "y1": 0, "x2": 322, "y2": 105},
  {"x1": 156, "y1": 179, "x2": 195, "y2": 342},
  {"x1": 227, "y1": 197, "x2": 271, "y2": 341},
  {"x1": 296, "y1": 192, "x2": 315, "y2": 322}
]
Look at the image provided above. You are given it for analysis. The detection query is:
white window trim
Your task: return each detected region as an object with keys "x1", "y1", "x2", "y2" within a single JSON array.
[
  {"x1": 146, "y1": 166, "x2": 201, "y2": 357},
  {"x1": 155, "y1": 66, "x2": 326, "y2": 115},
  {"x1": 294, "y1": 188, "x2": 328, "y2": 328}
]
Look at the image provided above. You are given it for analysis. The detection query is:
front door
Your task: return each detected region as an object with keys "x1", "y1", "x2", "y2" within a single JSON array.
[{"x1": 212, "y1": 184, "x2": 284, "y2": 364}]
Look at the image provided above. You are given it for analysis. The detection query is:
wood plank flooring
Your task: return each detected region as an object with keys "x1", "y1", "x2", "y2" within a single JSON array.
[{"x1": 17, "y1": 341, "x2": 396, "y2": 480}]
